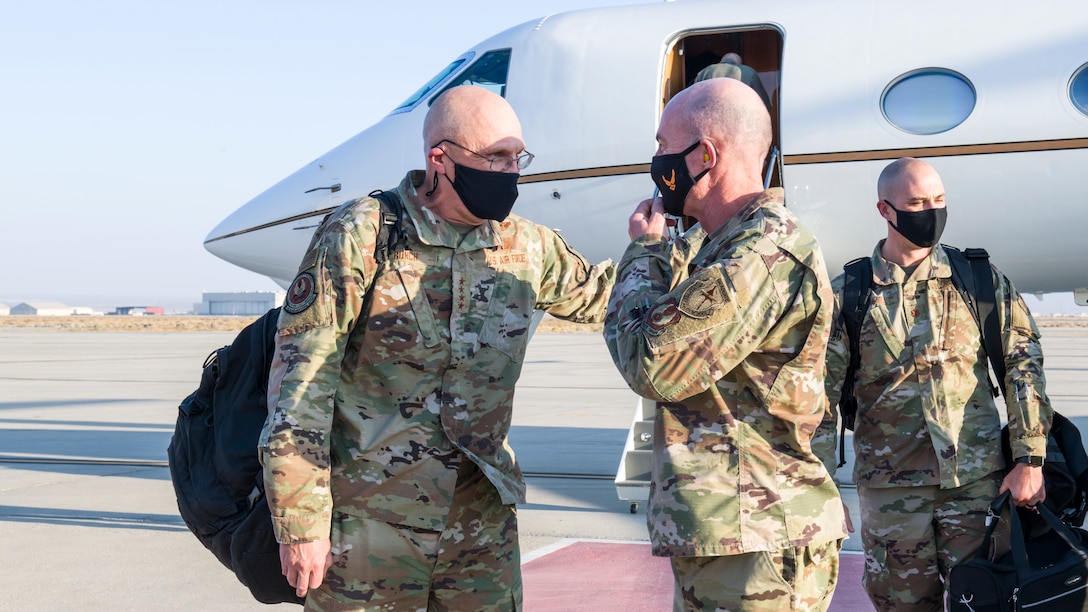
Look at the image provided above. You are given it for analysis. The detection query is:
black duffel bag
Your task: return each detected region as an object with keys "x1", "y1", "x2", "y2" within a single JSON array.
[{"x1": 950, "y1": 491, "x2": 1088, "y2": 611}]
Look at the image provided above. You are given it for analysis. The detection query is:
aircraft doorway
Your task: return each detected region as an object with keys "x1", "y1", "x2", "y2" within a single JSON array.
[
  {"x1": 661, "y1": 28, "x2": 784, "y2": 188},
  {"x1": 615, "y1": 27, "x2": 789, "y2": 513}
]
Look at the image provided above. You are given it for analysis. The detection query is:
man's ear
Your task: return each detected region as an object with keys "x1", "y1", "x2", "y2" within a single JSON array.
[
  {"x1": 427, "y1": 146, "x2": 448, "y2": 175},
  {"x1": 876, "y1": 199, "x2": 894, "y2": 224}
]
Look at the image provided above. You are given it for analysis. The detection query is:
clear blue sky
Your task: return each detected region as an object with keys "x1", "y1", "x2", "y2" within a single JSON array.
[
  {"x1": 0, "y1": 0, "x2": 654, "y2": 312},
  {"x1": 1, "y1": 0, "x2": 1080, "y2": 315}
]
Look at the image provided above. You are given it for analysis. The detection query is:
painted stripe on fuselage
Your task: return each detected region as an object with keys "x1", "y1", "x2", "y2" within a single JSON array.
[
  {"x1": 517, "y1": 163, "x2": 650, "y2": 183},
  {"x1": 203, "y1": 137, "x2": 1088, "y2": 244},
  {"x1": 782, "y1": 137, "x2": 1088, "y2": 165}
]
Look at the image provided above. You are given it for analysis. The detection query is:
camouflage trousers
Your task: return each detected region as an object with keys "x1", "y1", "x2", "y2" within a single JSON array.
[
  {"x1": 670, "y1": 538, "x2": 842, "y2": 611},
  {"x1": 857, "y1": 473, "x2": 1003, "y2": 612},
  {"x1": 306, "y1": 457, "x2": 521, "y2": 612}
]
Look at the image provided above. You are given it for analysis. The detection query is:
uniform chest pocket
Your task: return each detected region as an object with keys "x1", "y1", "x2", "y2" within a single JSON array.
[
  {"x1": 857, "y1": 303, "x2": 908, "y2": 386},
  {"x1": 478, "y1": 272, "x2": 534, "y2": 363},
  {"x1": 358, "y1": 262, "x2": 440, "y2": 365}
]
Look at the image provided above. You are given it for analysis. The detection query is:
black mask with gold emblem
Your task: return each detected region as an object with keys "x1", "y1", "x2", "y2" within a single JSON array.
[{"x1": 651, "y1": 141, "x2": 710, "y2": 216}]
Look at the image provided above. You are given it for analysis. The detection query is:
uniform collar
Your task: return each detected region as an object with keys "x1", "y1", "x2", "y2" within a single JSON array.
[
  {"x1": 871, "y1": 240, "x2": 953, "y2": 286},
  {"x1": 397, "y1": 170, "x2": 504, "y2": 251},
  {"x1": 709, "y1": 187, "x2": 785, "y2": 242}
]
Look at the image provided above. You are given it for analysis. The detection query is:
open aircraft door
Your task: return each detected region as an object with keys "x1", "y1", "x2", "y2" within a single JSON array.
[{"x1": 614, "y1": 25, "x2": 785, "y2": 513}]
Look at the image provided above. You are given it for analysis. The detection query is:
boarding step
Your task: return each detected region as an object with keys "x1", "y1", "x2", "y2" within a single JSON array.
[{"x1": 615, "y1": 397, "x2": 656, "y2": 512}]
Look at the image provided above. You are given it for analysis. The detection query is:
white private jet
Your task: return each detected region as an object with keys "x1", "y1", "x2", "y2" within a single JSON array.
[
  {"x1": 203, "y1": 0, "x2": 1088, "y2": 506},
  {"x1": 205, "y1": 0, "x2": 1088, "y2": 301}
]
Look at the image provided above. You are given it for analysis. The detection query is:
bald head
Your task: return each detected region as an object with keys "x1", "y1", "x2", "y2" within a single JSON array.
[
  {"x1": 665, "y1": 78, "x2": 772, "y2": 174},
  {"x1": 423, "y1": 86, "x2": 523, "y2": 157},
  {"x1": 877, "y1": 157, "x2": 941, "y2": 201}
]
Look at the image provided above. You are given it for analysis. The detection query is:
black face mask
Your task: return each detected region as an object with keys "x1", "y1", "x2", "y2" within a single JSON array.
[
  {"x1": 650, "y1": 141, "x2": 710, "y2": 216},
  {"x1": 885, "y1": 200, "x2": 948, "y2": 248},
  {"x1": 440, "y1": 163, "x2": 519, "y2": 222}
]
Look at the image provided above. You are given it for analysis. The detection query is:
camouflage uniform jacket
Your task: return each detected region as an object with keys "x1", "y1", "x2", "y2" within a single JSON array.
[
  {"x1": 260, "y1": 170, "x2": 615, "y2": 544},
  {"x1": 603, "y1": 188, "x2": 846, "y2": 557},
  {"x1": 819, "y1": 242, "x2": 1051, "y2": 489}
]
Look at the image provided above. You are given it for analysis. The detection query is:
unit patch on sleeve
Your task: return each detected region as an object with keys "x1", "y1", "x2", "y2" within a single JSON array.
[
  {"x1": 678, "y1": 272, "x2": 730, "y2": 319},
  {"x1": 283, "y1": 271, "x2": 317, "y2": 314},
  {"x1": 645, "y1": 298, "x2": 681, "y2": 335}
]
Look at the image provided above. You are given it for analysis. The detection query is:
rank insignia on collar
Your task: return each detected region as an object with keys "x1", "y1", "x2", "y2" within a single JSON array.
[
  {"x1": 283, "y1": 272, "x2": 318, "y2": 314},
  {"x1": 678, "y1": 274, "x2": 729, "y2": 319}
]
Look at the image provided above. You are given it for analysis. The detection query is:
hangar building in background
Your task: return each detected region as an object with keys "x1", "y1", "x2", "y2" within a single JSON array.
[
  {"x1": 197, "y1": 291, "x2": 285, "y2": 316},
  {"x1": 10, "y1": 302, "x2": 94, "y2": 316}
]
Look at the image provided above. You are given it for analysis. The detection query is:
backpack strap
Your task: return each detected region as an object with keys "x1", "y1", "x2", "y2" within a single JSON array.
[
  {"x1": 945, "y1": 245, "x2": 1004, "y2": 398},
  {"x1": 966, "y1": 247, "x2": 1006, "y2": 395},
  {"x1": 369, "y1": 189, "x2": 406, "y2": 266},
  {"x1": 837, "y1": 256, "x2": 873, "y2": 467}
]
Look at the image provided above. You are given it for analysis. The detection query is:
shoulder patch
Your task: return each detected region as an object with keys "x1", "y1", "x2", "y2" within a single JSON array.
[
  {"x1": 678, "y1": 274, "x2": 729, "y2": 319},
  {"x1": 646, "y1": 266, "x2": 743, "y2": 351},
  {"x1": 283, "y1": 272, "x2": 317, "y2": 315},
  {"x1": 645, "y1": 298, "x2": 681, "y2": 335}
]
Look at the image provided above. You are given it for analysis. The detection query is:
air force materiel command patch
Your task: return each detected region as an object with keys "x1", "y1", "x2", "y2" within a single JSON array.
[
  {"x1": 284, "y1": 272, "x2": 317, "y2": 314},
  {"x1": 679, "y1": 274, "x2": 729, "y2": 319}
]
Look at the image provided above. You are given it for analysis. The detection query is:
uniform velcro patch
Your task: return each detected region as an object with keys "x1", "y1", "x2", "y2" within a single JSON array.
[
  {"x1": 646, "y1": 267, "x2": 740, "y2": 351},
  {"x1": 646, "y1": 298, "x2": 682, "y2": 336},
  {"x1": 279, "y1": 247, "x2": 331, "y2": 331},
  {"x1": 283, "y1": 272, "x2": 317, "y2": 315},
  {"x1": 678, "y1": 274, "x2": 729, "y2": 319}
]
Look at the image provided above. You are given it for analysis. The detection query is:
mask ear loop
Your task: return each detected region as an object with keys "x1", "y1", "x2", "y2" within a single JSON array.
[{"x1": 425, "y1": 170, "x2": 440, "y2": 197}]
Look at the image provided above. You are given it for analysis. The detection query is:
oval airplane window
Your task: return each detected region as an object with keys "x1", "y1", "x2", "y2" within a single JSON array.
[
  {"x1": 391, "y1": 53, "x2": 474, "y2": 114},
  {"x1": 1071, "y1": 63, "x2": 1088, "y2": 116},
  {"x1": 882, "y1": 69, "x2": 976, "y2": 135}
]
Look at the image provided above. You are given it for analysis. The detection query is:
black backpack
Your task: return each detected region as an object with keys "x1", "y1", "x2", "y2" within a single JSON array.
[
  {"x1": 167, "y1": 190, "x2": 404, "y2": 604},
  {"x1": 837, "y1": 245, "x2": 1088, "y2": 526}
]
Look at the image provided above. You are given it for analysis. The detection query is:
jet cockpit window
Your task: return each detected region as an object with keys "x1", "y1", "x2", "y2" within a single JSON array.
[
  {"x1": 391, "y1": 53, "x2": 474, "y2": 114},
  {"x1": 882, "y1": 68, "x2": 976, "y2": 135},
  {"x1": 1070, "y1": 63, "x2": 1088, "y2": 116},
  {"x1": 430, "y1": 49, "x2": 512, "y2": 103}
]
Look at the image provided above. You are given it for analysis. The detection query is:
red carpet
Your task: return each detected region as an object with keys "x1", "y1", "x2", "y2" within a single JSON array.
[{"x1": 523, "y1": 540, "x2": 872, "y2": 611}]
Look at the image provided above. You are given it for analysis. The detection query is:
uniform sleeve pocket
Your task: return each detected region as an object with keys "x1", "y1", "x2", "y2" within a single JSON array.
[{"x1": 1011, "y1": 294, "x2": 1041, "y2": 340}]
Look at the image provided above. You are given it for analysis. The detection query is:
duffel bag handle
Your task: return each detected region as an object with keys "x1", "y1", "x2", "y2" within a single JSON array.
[
  {"x1": 1029, "y1": 494, "x2": 1088, "y2": 562},
  {"x1": 992, "y1": 492, "x2": 1033, "y2": 575},
  {"x1": 985, "y1": 491, "x2": 1088, "y2": 578}
]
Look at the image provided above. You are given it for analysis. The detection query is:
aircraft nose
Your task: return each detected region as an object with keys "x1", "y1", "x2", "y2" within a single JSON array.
[{"x1": 204, "y1": 161, "x2": 346, "y2": 286}]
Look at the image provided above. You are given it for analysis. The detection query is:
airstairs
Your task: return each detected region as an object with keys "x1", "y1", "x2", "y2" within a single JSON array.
[{"x1": 614, "y1": 396, "x2": 655, "y2": 513}]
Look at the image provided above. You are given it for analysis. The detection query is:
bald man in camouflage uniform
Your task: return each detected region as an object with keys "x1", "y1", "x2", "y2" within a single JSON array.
[
  {"x1": 259, "y1": 85, "x2": 615, "y2": 611},
  {"x1": 821, "y1": 157, "x2": 1051, "y2": 611},
  {"x1": 604, "y1": 78, "x2": 846, "y2": 611}
]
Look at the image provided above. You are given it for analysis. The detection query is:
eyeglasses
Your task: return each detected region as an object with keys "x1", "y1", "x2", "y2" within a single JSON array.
[{"x1": 435, "y1": 139, "x2": 534, "y2": 172}]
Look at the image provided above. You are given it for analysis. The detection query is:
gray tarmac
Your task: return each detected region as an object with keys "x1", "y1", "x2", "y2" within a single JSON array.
[{"x1": 1, "y1": 325, "x2": 1086, "y2": 611}]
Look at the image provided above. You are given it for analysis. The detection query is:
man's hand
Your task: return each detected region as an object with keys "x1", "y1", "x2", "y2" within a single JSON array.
[
  {"x1": 1000, "y1": 462, "x2": 1046, "y2": 507},
  {"x1": 842, "y1": 500, "x2": 854, "y2": 534},
  {"x1": 628, "y1": 197, "x2": 669, "y2": 240},
  {"x1": 280, "y1": 539, "x2": 333, "y2": 598}
]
